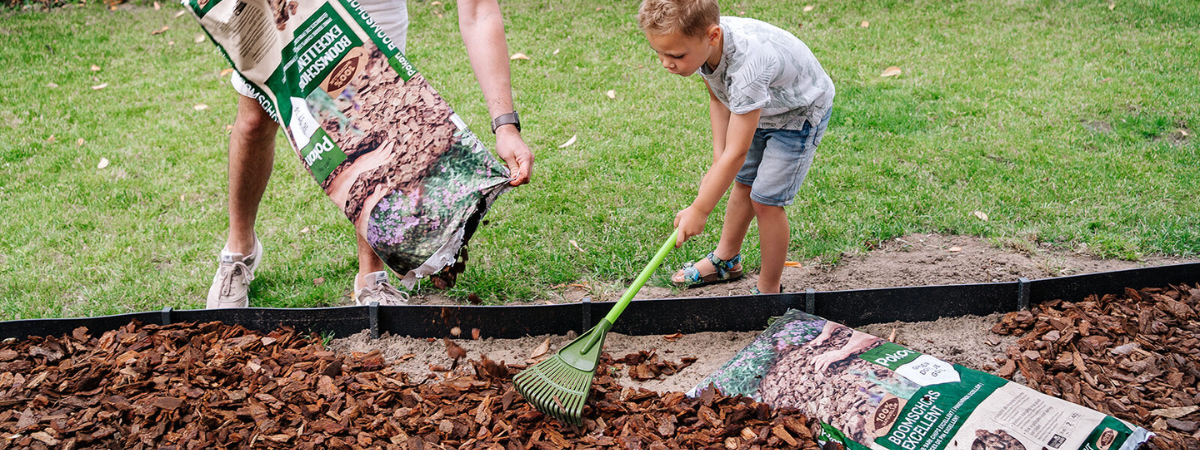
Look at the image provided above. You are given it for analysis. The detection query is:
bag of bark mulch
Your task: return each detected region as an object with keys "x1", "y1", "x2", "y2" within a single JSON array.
[
  {"x1": 691, "y1": 309, "x2": 1152, "y2": 450},
  {"x1": 184, "y1": 0, "x2": 511, "y2": 287}
]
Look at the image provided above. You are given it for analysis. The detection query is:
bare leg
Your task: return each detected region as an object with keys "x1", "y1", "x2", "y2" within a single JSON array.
[
  {"x1": 226, "y1": 96, "x2": 278, "y2": 255},
  {"x1": 714, "y1": 182, "x2": 756, "y2": 260},
  {"x1": 672, "y1": 182, "x2": 755, "y2": 283},
  {"x1": 355, "y1": 232, "x2": 386, "y2": 290},
  {"x1": 752, "y1": 201, "x2": 788, "y2": 294}
]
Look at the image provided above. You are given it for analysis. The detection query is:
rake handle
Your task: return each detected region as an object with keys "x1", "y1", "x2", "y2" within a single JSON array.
[{"x1": 581, "y1": 229, "x2": 679, "y2": 354}]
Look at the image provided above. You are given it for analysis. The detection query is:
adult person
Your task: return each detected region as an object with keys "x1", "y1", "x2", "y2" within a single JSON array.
[{"x1": 206, "y1": 0, "x2": 533, "y2": 309}]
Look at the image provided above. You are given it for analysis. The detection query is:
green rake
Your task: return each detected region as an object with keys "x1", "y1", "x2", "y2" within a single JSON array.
[{"x1": 513, "y1": 229, "x2": 679, "y2": 425}]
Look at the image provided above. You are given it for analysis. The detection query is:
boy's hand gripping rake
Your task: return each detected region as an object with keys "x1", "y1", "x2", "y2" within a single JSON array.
[{"x1": 513, "y1": 229, "x2": 679, "y2": 425}]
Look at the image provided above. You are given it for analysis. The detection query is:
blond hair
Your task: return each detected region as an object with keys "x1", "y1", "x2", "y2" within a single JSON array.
[{"x1": 637, "y1": 0, "x2": 720, "y2": 38}]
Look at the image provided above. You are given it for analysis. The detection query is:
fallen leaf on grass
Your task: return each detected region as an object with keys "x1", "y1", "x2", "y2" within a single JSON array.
[
  {"x1": 784, "y1": 261, "x2": 802, "y2": 268},
  {"x1": 509, "y1": 52, "x2": 529, "y2": 60},
  {"x1": 663, "y1": 333, "x2": 682, "y2": 342},
  {"x1": 530, "y1": 338, "x2": 550, "y2": 359},
  {"x1": 91, "y1": 64, "x2": 101, "y2": 72},
  {"x1": 97, "y1": 157, "x2": 110, "y2": 169},
  {"x1": 300, "y1": 226, "x2": 310, "y2": 233},
  {"x1": 47, "y1": 82, "x2": 59, "y2": 88},
  {"x1": 569, "y1": 240, "x2": 584, "y2": 253},
  {"x1": 1108, "y1": 2, "x2": 1115, "y2": 10},
  {"x1": 77, "y1": 138, "x2": 85, "y2": 147},
  {"x1": 153, "y1": 1, "x2": 160, "y2": 10},
  {"x1": 46, "y1": 135, "x2": 56, "y2": 143},
  {"x1": 194, "y1": 104, "x2": 209, "y2": 111},
  {"x1": 605, "y1": 89, "x2": 616, "y2": 99},
  {"x1": 91, "y1": 83, "x2": 108, "y2": 90},
  {"x1": 558, "y1": 134, "x2": 577, "y2": 148},
  {"x1": 151, "y1": 25, "x2": 169, "y2": 35},
  {"x1": 194, "y1": 34, "x2": 206, "y2": 43},
  {"x1": 948, "y1": 246, "x2": 962, "y2": 252},
  {"x1": 860, "y1": 21, "x2": 870, "y2": 27},
  {"x1": 168, "y1": 41, "x2": 175, "y2": 46},
  {"x1": 803, "y1": 5, "x2": 815, "y2": 12},
  {"x1": 973, "y1": 210, "x2": 989, "y2": 221},
  {"x1": 880, "y1": 66, "x2": 902, "y2": 77},
  {"x1": 553, "y1": 48, "x2": 561, "y2": 55},
  {"x1": 219, "y1": 68, "x2": 235, "y2": 77},
  {"x1": 313, "y1": 277, "x2": 324, "y2": 286},
  {"x1": 174, "y1": 9, "x2": 186, "y2": 18}
]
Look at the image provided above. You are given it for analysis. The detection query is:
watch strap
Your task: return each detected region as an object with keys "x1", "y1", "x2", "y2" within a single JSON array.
[{"x1": 491, "y1": 111, "x2": 521, "y2": 133}]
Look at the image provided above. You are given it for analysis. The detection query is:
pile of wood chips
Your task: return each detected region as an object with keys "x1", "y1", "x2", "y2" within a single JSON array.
[
  {"x1": 992, "y1": 284, "x2": 1200, "y2": 450},
  {"x1": 0, "y1": 321, "x2": 819, "y2": 449}
]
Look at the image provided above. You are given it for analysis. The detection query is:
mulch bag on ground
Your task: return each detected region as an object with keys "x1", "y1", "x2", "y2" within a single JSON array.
[
  {"x1": 185, "y1": 0, "x2": 511, "y2": 286},
  {"x1": 692, "y1": 309, "x2": 1152, "y2": 450}
]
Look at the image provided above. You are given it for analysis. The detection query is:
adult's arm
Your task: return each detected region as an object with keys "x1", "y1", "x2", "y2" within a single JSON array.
[{"x1": 457, "y1": 0, "x2": 532, "y2": 186}]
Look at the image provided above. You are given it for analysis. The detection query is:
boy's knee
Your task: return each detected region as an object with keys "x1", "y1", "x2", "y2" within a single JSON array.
[
  {"x1": 751, "y1": 199, "x2": 785, "y2": 215},
  {"x1": 233, "y1": 97, "x2": 279, "y2": 139}
]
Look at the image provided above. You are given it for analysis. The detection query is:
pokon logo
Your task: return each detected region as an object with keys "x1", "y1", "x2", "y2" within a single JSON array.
[{"x1": 874, "y1": 349, "x2": 914, "y2": 366}]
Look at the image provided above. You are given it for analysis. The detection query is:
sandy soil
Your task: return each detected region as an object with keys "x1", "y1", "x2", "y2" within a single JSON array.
[{"x1": 330, "y1": 233, "x2": 1196, "y2": 393}]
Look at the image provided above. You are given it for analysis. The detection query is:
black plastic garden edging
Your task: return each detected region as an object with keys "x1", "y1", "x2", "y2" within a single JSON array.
[{"x1": 2, "y1": 262, "x2": 1197, "y2": 341}]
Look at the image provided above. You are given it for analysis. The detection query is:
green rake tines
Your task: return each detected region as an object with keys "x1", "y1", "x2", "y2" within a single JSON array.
[{"x1": 513, "y1": 230, "x2": 679, "y2": 426}]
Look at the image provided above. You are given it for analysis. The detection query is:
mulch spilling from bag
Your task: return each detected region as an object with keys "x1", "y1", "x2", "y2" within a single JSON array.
[
  {"x1": 0, "y1": 321, "x2": 819, "y2": 449},
  {"x1": 992, "y1": 283, "x2": 1200, "y2": 450}
]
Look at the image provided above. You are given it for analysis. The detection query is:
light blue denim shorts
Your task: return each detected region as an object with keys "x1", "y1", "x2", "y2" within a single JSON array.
[{"x1": 735, "y1": 110, "x2": 830, "y2": 207}]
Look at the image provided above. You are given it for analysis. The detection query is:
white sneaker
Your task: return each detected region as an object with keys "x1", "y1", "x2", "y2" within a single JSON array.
[
  {"x1": 353, "y1": 271, "x2": 410, "y2": 306},
  {"x1": 205, "y1": 238, "x2": 262, "y2": 309}
]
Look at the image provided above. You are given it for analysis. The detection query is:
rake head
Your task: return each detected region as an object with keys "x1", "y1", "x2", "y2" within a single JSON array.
[
  {"x1": 513, "y1": 322, "x2": 612, "y2": 426},
  {"x1": 513, "y1": 353, "x2": 594, "y2": 425}
]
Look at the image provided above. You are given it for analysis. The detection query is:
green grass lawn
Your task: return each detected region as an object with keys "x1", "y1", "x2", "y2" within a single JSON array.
[{"x1": 1, "y1": 0, "x2": 1197, "y2": 320}]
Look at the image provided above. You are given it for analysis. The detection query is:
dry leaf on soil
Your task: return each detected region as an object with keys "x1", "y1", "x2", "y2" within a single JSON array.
[
  {"x1": 529, "y1": 338, "x2": 551, "y2": 359},
  {"x1": 784, "y1": 261, "x2": 802, "y2": 268},
  {"x1": 558, "y1": 134, "x2": 577, "y2": 148},
  {"x1": 97, "y1": 157, "x2": 110, "y2": 169},
  {"x1": 948, "y1": 246, "x2": 962, "y2": 252},
  {"x1": 880, "y1": 66, "x2": 902, "y2": 77}
]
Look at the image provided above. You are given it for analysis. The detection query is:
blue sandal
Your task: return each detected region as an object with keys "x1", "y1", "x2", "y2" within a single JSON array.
[{"x1": 673, "y1": 252, "x2": 743, "y2": 288}]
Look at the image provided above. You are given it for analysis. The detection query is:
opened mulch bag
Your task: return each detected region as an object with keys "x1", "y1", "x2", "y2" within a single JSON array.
[
  {"x1": 692, "y1": 309, "x2": 1152, "y2": 450},
  {"x1": 185, "y1": 0, "x2": 511, "y2": 286}
]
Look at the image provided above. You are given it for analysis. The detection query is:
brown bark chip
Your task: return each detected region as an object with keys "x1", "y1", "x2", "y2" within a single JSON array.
[
  {"x1": 992, "y1": 283, "x2": 1200, "y2": 449},
  {"x1": 0, "y1": 321, "x2": 819, "y2": 449}
]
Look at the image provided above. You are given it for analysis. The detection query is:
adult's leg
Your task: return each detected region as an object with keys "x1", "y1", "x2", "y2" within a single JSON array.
[
  {"x1": 355, "y1": 232, "x2": 386, "y2": 290},
  {"x1": 752, "y1": 201, "x2": 788, "y2": 294},
  {"x1": 226, "y1": 95, "x2": 278, "y2": 255}
]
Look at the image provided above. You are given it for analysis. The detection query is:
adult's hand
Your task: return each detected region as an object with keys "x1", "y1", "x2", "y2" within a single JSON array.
[{"x1": 496, "y1": 126, "x2": 533, "y2": 186}]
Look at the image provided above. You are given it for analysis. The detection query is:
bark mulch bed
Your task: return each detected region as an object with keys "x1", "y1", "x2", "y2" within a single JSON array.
[
  {"x1": 991, "y1": 283, "x2": 1200, "y2": 450},
  {"x1": 0, "y1": 321, "x2": 820, "y2": 449}
]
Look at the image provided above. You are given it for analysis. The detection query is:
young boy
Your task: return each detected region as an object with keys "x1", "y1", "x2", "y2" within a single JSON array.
[{"x1": 637, "y1": 0, "x2": 834, "y2": 294}]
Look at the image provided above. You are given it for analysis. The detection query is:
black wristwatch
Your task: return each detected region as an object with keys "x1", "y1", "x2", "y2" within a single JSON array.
[{"x1": 490, "y1": 111, "x2": 521, "y2": 133}]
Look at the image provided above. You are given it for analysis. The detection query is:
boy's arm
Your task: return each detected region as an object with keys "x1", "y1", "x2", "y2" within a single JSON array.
[
  {"x1": 458, "y1": 0, "x2": 533, "y2": 186},
  {"x1": 707, "y1": 81, "x2": 730, "y2": 163},
  {"x1": 674, "y1": 92, "x2": 761, "y2": 247}
]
